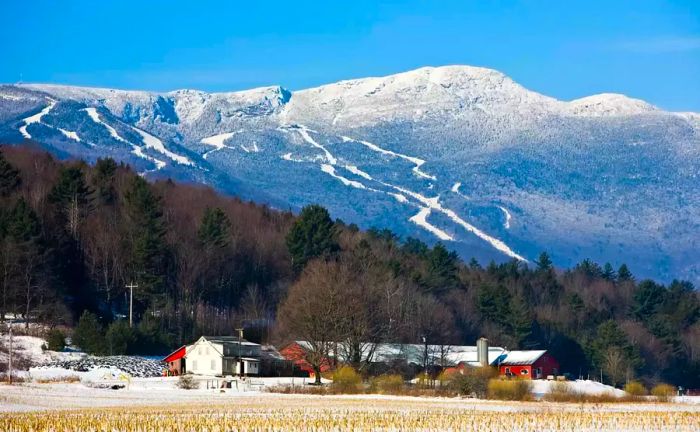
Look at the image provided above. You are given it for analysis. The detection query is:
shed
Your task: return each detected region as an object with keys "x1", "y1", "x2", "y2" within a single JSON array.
[
  {"x1": 163, "y1": 345, "x2": 187, "y2": 375},
  {"x1": 496, "y1": 350, "x2": 559, "y2": 379}
]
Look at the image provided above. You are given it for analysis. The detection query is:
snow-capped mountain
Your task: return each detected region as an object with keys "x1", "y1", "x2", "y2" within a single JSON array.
[{"x1": 1, "y1": 65, "x2": 698, "y2": 282}]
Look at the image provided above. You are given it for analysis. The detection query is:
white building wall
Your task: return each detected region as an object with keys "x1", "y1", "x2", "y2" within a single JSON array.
[{"x1": 186, "y1": 340, "x2": 223, "y2": 375}]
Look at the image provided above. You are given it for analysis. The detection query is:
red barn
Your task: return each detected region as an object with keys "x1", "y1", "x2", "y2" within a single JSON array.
[
  {"x1": 497, "y1": 350, "x2": 559, "y2": 379},
  {"x1": 279, "y1": 341, "x2": 333, "y2": 377},
  {"x1": 162, "y1": 345, "x2": 187, "y2": 376}
]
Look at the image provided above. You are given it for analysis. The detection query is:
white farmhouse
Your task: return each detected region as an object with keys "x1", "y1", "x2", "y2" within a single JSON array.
[{"x1": 185, "y1": 336, "x2": 261, "y2": 376}]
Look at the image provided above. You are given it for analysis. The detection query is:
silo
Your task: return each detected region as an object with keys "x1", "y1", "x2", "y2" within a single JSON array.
[{"x1": 477, "y1": 337, "x2": 489, "y2": 367}]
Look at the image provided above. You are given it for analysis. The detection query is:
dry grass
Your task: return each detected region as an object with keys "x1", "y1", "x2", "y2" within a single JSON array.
[
  {"x1": 0, "y1": 401, "x2": 697, "y2": 431},
  {"x1": 487, "y1": 378, "x2": 533, "y2": 401}
]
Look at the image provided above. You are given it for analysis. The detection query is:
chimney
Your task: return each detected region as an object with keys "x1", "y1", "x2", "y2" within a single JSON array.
[{"x1": 477, "y1": 337, "x2": 489, "y2": 367}]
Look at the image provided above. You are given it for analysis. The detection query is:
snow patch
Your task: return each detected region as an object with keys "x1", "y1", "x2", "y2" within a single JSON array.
[
  {"x1": 132, "y1": 126, "x2": 193, "y2": 166},
  {"x1": 57, "y1": 128, "x2": 82, "y2": 143},
  {"x1": 321, "y1": 164, "x2": 366, "y2": 189},
  {"x1": 341, "y1": 135, "x2": 436, "y2": 180},
  {"x1": 82, "y1": 108, "x2": 128, "y2": 143},
  {"x1": 498, "y1": 205, "x2": 512, "y2": 229},
  {"x1": 409, "y1": 207, "x2": 453, "y2": 241},
  {"x1": 19, "y1": 99, "x2": 56, "y2": 139}
]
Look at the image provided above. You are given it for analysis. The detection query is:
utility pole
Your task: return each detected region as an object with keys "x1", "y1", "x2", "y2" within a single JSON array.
[
  {"x1": 126, "y1": 282, "x2": 138, "y2": 328},
  {"x1": 8, "y1": 324, "x2": 13, "y2": 385},
  {"x1": 235, "y1": 328, "x2": 244, "y2": 376}
]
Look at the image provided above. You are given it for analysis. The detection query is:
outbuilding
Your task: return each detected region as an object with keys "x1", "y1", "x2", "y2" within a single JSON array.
[
  {"x1": 163, "y1": 345, "x2": 187, "y2": 375},
  {"x1": 497, "y1": 350, "x2": 559, "y2": 379}
]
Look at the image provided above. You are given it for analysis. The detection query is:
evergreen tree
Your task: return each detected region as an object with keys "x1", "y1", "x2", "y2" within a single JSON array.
[
  {"x1": 0, "y1": 149, "x2": 20, "y2": 196},
  {"x1": 123, "y1": 176, "x2": 167, "y2": 310},
  {"x1": 509, "y1": 294, "x2": 532, "y2": 347},
  {"x1": 617, "y1": 264, "x2": 633, "y2": 282},
  {"x1": 425, "y1": 243, "x2": 459, "y2": 292},
  {"x1": 72, "y1": 311, "x2": 105, "y2": 354},
  {"x1": 402, "y1": 237, "x2": 428, "y2": 257},
  {"x1": 602, "y1": 263, "x2": 616, "y2": 281},
  {"x1": 49, "y1": 166, "x2": 93, "y2": 237},
  {"x1": 198, "y1": 207, "x2": 231, "y2": 248},
  {"x1": 105, "y1": 319, "x2": 136, "y2": 355},
  {"x1": 92, "y1": 158, "x2": 118, "y2": 204},
  {"x1": 477, "y1": 284, "x2": 511, "y2": 326},
  {"x1": 7, "y1": 198, "x2": 41, "y2": 241},
  {"x1": 285, "y1": 204, "x2": 338, "y2": 272},
  {"x1": 631, "y1": 280, "x2": 665, "y2": 321},
  {"x1": 536, "y1": 252, "x2": 553, "y2": 272}
]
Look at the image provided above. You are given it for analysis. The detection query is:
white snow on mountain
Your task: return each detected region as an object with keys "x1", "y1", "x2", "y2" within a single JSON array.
[
  {"x1": 4, "y1": 64, "x2": 700, "y2": 281},
  {"x1": 82, "y1": 108, "x2": 128, "y2": 143},
  {"x1": 19, "y1": 98, "x2": 56, "y2": 139}
]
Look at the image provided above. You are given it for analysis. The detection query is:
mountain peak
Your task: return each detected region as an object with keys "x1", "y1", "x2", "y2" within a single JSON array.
[{"x1": 566, "y1": 93, "x2": 658, "y2": 117}]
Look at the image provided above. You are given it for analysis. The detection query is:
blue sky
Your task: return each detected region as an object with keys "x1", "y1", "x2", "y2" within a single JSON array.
[{"x1": 2, "y1": 0, "x2": 699, "y2": 111}]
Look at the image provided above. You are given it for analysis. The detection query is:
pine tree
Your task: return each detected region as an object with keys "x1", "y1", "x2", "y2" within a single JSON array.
[
  {"x1": 286, "y1": 204, "x2": 338, "y2": 272},
  {"x1": 49, "y1": 166, "x2": 93, "y2": 237},
  {"x1": 72, "y1": 310, "x2": 105, "y2": 354},
  {"x1": 425, "y1": 243, "x2": 459, "y2": 292},
  {"x1": 602, "y1": 263, "x2": 616, "y2": 281},
  {"x1": 618, "y1": 264, "x2": 633, "y2": 281},
  {"x1": 509, "y1": 294, "x2": 532, "y2": 347},
  {"x1": 123, "y1": 176, "x2": 167, "y2": 310},
  {"x1": 198, "y1": 207, "x2": 231, "y2": 248},
  {"x1": 92, "y1": 158, "x2": 118, "y2": 204},
  {"x1": 536, "y1": 252, "x2": 553, "y2": 272},
  {"x1": 0, "y1": 149, "x2": 20, "y2": 197}
]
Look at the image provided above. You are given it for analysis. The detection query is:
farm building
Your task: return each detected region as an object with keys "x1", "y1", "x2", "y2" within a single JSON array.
[
  {"x1": 496, "y1": 350, "x2": 560, "y2": 379},
  {"x1": 163, "y1": 345, "x2": 187, "y2": 375},
  {"x1": 281, "y1": 338, "x2": 561, "y2": 380},
  {"x1": 185, "y1": 336, "x2": 261, "y2": 376},
  {"x1": 280, "y1": 339, "x2": 507, "y2": 376}
]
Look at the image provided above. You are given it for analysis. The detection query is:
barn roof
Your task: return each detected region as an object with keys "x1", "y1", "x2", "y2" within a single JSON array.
[
  {"x1": 497, "y1": 350, "x2": 547, "y2": 366},
  {"x1": 289, "y1": 341, "x2": 506, "y2": 367},
  {"x1": 162, "y1": 345, "x2": 186, "y2": 363}
]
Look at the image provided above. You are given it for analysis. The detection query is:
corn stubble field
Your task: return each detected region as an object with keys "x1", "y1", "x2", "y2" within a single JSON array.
[{"x1": 2, "y1": 398, "x2": 699, "y2": 432}]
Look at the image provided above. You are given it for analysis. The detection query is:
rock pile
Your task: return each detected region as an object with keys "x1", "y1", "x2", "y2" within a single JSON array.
[{"x1": 40, "y1": 356, "x2": 165, "y2": 377}]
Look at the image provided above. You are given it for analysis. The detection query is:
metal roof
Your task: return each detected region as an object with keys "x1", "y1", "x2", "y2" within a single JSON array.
[{"x1": 497, "y1": 350, "x2": 547, "y2": 366}]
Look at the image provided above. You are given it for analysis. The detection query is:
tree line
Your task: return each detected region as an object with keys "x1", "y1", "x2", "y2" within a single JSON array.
[{"x1": 1, "y1": 145, "x2": 698, "y2": 387}]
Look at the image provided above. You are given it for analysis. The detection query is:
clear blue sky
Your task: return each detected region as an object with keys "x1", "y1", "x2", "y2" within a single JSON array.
[{"x1": 2, "y1": 0, "x2": 699, "y2": 111}]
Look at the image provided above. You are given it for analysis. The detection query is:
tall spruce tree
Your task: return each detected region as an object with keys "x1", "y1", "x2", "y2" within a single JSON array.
[
  {"x1": 92, "y1": 158, "x2": 118, "y2": 204},
  {"x1": 617, "y1": 264, "x2": 633, "y2": 282},
  {"x1": 49, "y1": 166, "x2": 93, "y2": 237},
  {"x1": 285, "y1": 204, "x2": 338, "y2": 272},
  {"x1": 198, "y1": 207, "x2": 231, "y2": 248},
  {"x1": 425, "y1": 243, "x2": 459, "y2": 293},
  {"x1": 123, "y1": 176, "x2": 167, "y2": 312}
]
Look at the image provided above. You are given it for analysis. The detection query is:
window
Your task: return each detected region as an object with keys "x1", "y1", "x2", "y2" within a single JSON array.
[
  {"x1": 210, "y1": 359, "x2": 216, "y2": 370},
  {"x1": 205, "y1": 347, "x2": 209, "y2": 355},
  {"x1": 521, "y1": 369, "x2": 529, "y2": 375},
  {"x1": 192, "y1": 360, "x2": 198, "y2": 370},
  {"x1": 504, "y1": 367, "x2": 511, "y2": 375}
]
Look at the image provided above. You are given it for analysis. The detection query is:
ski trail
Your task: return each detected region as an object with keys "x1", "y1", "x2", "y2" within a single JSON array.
[
  {"x1": 83, "y1": 107, "x2": 166, "y2": 173},
  {"x1": 131, "y1": 126, "x2": 193, "y2": 166},
  {"x1": 451, "y1": 181, "x2": 471, "y2": 200},
  {"x1": 341, "y1": 135, "x2": 436, "y2": 181},
  {"x1": 295, "y1": 125, "x2": 337, "y2": 164},
  {"x1": 83, "y1": 108, "x2": 128, "y2": 143},
  {"x1": 321, "y1": 164, "x2": 366, "y2": 189},
  {"x1": 410, "y1": 207, "x2": 454, "y2": 241},
  {"x1": 57, "y1": 128, "x2": 84, "y2": 143},
  {"x1": 344, "y1": 164, "x2": 373, "y2": 180},
  {"x1": 240, "y1": 142, "x2": 260, "y2": 153},
  {"x1": 280, "y1": 126, "x2": 521, "y2": 257},
  {"x1": 200, "y1": 131, "x2": 242, "y2": 159},
  {"x1": 19, "y1": 99, "x2": 56, "y2": 139},
  {"x1": 387, "y1": 183, "x2": 527, "y2": 261},
  {"x1": 498, "y1": 206, "x2": 512, "y2": 229}
]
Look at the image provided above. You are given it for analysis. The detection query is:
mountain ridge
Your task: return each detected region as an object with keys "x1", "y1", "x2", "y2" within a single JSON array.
[{"x1": 1, "y1": 65, "x2": 698, "y2": 282}]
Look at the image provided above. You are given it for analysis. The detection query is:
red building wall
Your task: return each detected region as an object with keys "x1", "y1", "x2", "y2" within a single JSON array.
[
  {"x1": 499, "y1": 353, "x2": 560, "y2": 379},
  {"x1": 279, "y1": 342, "x2": 332, "y2": 376}
]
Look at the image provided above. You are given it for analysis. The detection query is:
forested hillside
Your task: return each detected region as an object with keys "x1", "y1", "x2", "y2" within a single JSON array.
[{"x1": 0, "y1": 145, "x2": 698, "y2": 387}]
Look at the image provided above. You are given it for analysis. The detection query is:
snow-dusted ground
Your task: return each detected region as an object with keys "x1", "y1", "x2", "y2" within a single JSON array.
[{"x1": 1, "y1": 378, "x2": 699, "y2": 413}]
